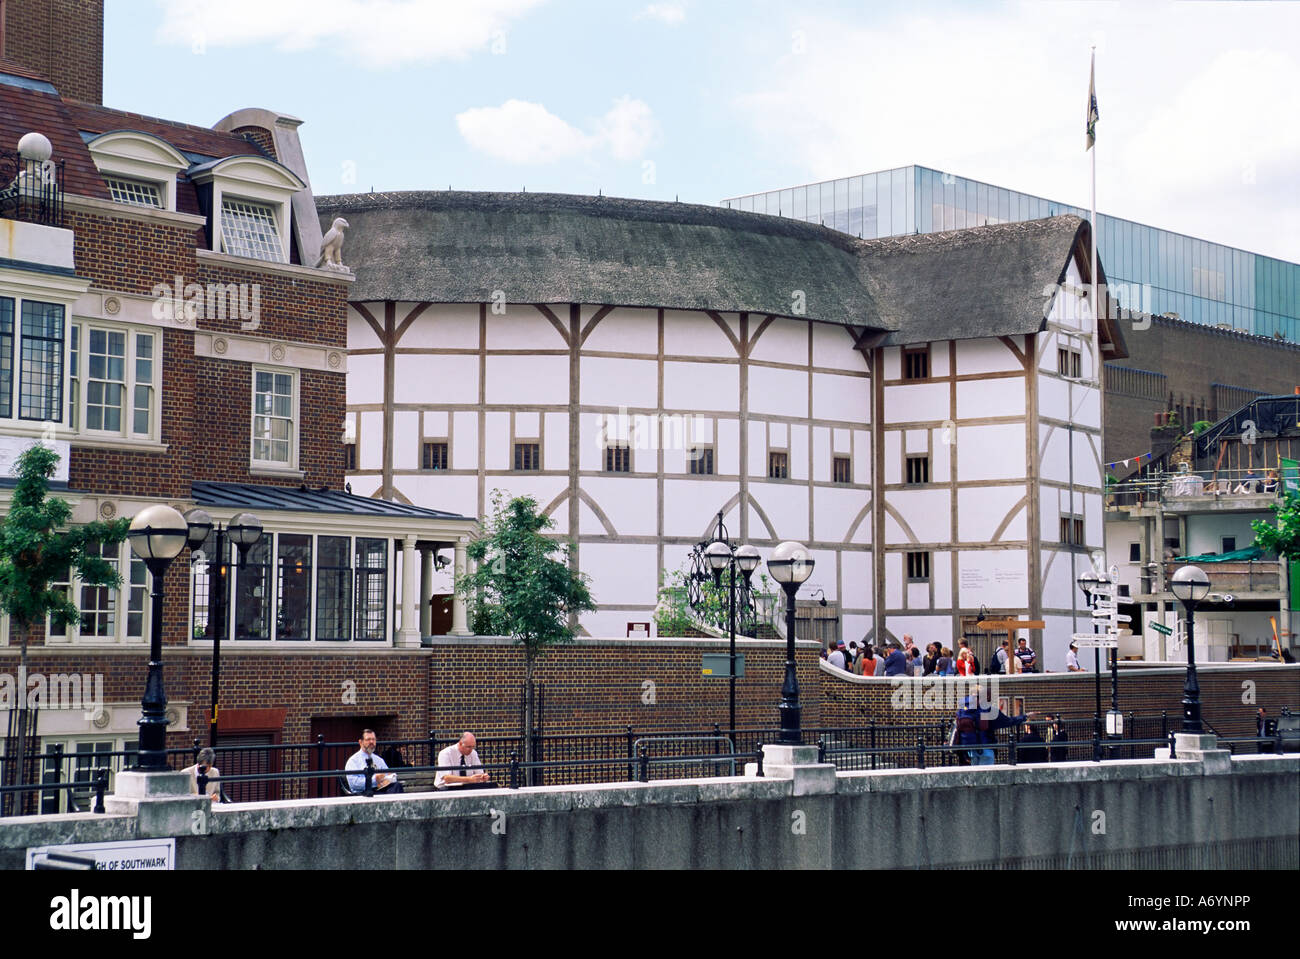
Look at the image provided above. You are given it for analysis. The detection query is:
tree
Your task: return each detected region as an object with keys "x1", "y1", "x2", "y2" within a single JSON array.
[
  {"x1": 457, "y1": 492, "x2": 594, "y2": 771},
  {"x1": 1252, "y1": 491, "x2": 1300, "y2": 560},
  {"x1": 0, "y1": 444, "x2": 128, "y2": 802}
]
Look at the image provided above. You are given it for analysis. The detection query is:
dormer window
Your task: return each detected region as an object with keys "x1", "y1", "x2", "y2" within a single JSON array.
[
  {"x1": 187, "y1": 155, "x2": 305, "y2": 266},
  {"x1": 220, "y1": 197, "x2": 282, "y2": 262},
  {"x1": 86, "y1": 131, "x2": 186, "y2": 212},
  {"x1": 104, "y1": 177, "x2": 162, "y2": 209}
]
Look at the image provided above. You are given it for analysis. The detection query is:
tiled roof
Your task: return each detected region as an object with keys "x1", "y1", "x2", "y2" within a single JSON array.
[
  {"x1": 62, "y1": 101, "x2": 266, "y2": 161},
  {"x1": 0, "y1": 80, "x2": 110, "y2": 199}
]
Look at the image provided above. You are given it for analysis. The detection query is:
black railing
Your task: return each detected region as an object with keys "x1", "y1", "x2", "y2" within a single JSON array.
[{"x1": 0, "y1": 148, "x2": 64, "y2": 227}]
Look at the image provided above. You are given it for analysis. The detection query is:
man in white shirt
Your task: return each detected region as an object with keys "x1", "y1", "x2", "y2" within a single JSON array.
[
  {"x1": 436, "y1": 732, "x2": 496, "y2": 789},
  {"x1": 827, "y1": 643, "x2": 846, "y2": 670},
  {"x1": 1066, "y1": 642, "x2": 1084, "y2": 672},
  {"x1": 345, "y1": 729, "x2": 402, "y2": 794}
]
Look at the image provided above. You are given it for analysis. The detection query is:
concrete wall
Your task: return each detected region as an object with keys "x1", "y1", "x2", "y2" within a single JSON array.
[{"x1": 2, "y1": 754, "x2": 1295, "y2": 870}]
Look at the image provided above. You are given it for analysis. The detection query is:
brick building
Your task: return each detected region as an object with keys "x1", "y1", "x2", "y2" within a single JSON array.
[{"x1": 0, "y1": 6, "x2": 475, "y2": 810}]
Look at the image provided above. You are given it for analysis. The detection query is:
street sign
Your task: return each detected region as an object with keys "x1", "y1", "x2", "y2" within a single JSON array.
[
  {"x1": 702, "y1": 653, "x2": 744, "y2": 678},
  {"x1": 1148, "y1": 621, "x2": 1173, "y2": 636},
  {"x1": 976, "y1": 619, "x2": 1046, "y2": 630},
  {"x1": 1072, "y1": 633, "x2": 1118, "y2": 648}
]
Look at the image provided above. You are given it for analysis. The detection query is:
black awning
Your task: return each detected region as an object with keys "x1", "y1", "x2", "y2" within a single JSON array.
[{"x1": 191, "y1": 481, "x2": 474, "y2": 522}]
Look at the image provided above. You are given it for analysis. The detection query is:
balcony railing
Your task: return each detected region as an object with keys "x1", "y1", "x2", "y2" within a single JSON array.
[
  {"x1": 0, "y1": 148, "x2": 64, "y2": 227},
  {"x1": 1106, "y1": 466, "x2": 1284, "y2": 509}
]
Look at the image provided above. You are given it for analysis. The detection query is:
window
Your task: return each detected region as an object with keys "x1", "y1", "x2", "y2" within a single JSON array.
[
  {"x1": 39, "y1": 738, "x2": 138, "y2": 815},
  {"x1": 768, "y1": 451, "x2": 789, "y2": 479},
  {"x1": 1057, "y1": 347, "x2": 1082, "y2": 379},
  {"x1": 19, "y1": 300, "x2": 64, "y2": 421},
  {"x1": 1129, "y1": 542, "x2": 1141, "y2": 563},
  {"x1": 905, "y1": 455, "x2": 930, "y2": 485},
  {"x1": 1060, "y1": 514, "x2": 1085, "y2": 545},
  {"x1": 234, "y1": 533, "x2": 272, "y2": 640},
  {"x1": 422, "y1": 441, "x2": 448, "y2": 471},
  {"x1": 315, "y1": 535, "x2": 353, "y2": 642},
  {"x1": 104, "y1": 177, "x2": 162, "y2": 208},
  {"x1": 514, "y1": 442, "x2": 540, "y2": 471},
  {"x1": 902, "y1": 346, "x2": 930, "y2": 380},
  {"x1": 220, "y1": 197, "x2": 285, "y2": 263},
  {"x1": 833, "y1": 456, "x2": 851, "y2": 483},
  {"x1": 343, "y1": 443, "x2": 357, "y2": 471},
  {"x1": 0, "y1": 297, "x2": 12, "y2": 419},
  {"x1": 604, "y1": 442, "x2": 631, "y2": 473},
  {"x1": 354, "y1": 538, "x2": 388, "y2": 641},
  {"x1": 46, "y1": 543, "x2": 148, "y2": 644},
  {"x1": 276, "y1": 534, "x2": 312, "y2": 641},
  {"x1": 1221, "y1": 536, "x2": 1236, "y2": 554},
  {"x1": 251, "y1": 368, "x2": 296, "y2": 467},
  {"x1": 67, "y1": 323, "x2": 157, "y2": 439},
  {"x1": 906, "y1": 551, "x2": 931, "y2": 581},
  {"x1": 688, "y1": 446, "x2": 714, "y2": 475}
]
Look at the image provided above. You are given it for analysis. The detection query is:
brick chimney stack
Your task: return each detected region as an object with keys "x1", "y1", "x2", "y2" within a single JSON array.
[{"x1": 1, "y1": 0, "x2": 104, "y2": 104}]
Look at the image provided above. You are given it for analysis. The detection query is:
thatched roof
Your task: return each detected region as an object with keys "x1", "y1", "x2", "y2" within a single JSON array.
[{"x1": 316, "y1": 190, "x2": 1100, "y2": 343}]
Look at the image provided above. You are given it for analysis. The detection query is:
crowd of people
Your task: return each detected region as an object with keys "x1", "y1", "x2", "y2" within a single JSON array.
[{"x1": 820, "y1": 634, "x2": 1039, "y2": 675}]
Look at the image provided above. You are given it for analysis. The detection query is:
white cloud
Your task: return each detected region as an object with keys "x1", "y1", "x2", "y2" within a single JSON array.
[
  {"x1": 731, "y1": 0, "x2": 1300, "y2": 261},
  {"x1": 154, "y1": 0, "x2": 544, "y2": 67},
  {"x1": 456, "y1": 97, "x2": 658, "y2": 165},
  {"x1": 636, "y1": 3, "x2": 686, "y2": 26}
]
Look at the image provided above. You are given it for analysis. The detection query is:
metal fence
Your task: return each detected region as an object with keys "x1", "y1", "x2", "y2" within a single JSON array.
[
  {"x1": 1, "y1": 713, "x2": 1293, "y2": 817},
  {"x1": 0, "y1": 148, "x2": 64, "y2": 227}
]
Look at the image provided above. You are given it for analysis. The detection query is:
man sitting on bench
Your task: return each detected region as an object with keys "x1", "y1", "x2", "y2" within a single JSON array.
[
  {"x1": 346, "y1": 729, "x2": 403, "y2": 794},
  {"x1": 436, "y1": 731, "x2": 497, "y2": 789}
]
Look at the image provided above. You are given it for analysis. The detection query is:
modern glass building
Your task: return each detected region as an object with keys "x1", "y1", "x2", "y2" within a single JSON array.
[{"x1": 721, "y1": 165, "x2": 1299, "y2": 343}]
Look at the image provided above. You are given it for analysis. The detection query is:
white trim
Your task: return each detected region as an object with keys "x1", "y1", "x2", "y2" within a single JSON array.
[
  {"x1": 194, "y1": 249, "x2": 353, "y2": 284},
  {"x1": 63, "y1": 194, "x2": 208, "y2": 229},
  {"x1": 85, "y1": 131, "x2": 187, "y2": 212},
  {"x1": 249, "y1": 364, "x2": 299, "y2": 471},
  {"x1": 194, "y1": 331, "x2": 347, "y2": 374}
]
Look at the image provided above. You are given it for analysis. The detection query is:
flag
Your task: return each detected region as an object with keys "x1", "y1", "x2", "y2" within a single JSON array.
[{"x1": 1086, "y1": 51, "x2": 1099, "y2": 150}]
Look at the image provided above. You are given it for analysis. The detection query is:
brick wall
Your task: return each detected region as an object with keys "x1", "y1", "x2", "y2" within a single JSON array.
[{"x1": 2, "y1": 0, "x2": 103, "y2": 104}]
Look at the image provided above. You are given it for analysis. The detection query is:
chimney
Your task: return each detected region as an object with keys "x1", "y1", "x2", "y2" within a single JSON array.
[{"x1": 1, "y1": 0, "x2": 104, "y2": 104}]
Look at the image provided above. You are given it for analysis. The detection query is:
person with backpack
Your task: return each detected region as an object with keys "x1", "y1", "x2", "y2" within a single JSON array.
[{"x1": 953, "y1": 691, "x2": 1034, "y2": 765}]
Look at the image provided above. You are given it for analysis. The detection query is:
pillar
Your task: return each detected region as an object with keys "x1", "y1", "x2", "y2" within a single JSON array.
[
  {"x1": 450, "y1": 537, "x2": 471, "y2": 636},
  {"x1": 396, "y1": 533, "x2": 421, "y2": 647},
  {"x1": 419, "y1": 547, "x2": 434, "y2": 637}
]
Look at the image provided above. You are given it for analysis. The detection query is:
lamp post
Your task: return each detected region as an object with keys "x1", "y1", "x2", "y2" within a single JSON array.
[
  {"x1": 1077, "y1": 570, "x2": 1103, "y2": 754},
  {"x1": 768, "y1": 541, "x2": 815, "y2": 745},
  {"x1": 127, "y1": 505, "x2": 190, "y2": 771},
  {"x1": 705, "y1": 538, "x2": 761, "y2": 739},
  {"x1": 184, "y1": 509, "x2": 263, "y2": 747},
  {"x1": 1170, "y1": 565, "x2": 1210, "y2": 733}
]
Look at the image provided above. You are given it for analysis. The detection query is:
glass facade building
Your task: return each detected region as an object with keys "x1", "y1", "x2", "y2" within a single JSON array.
[{"x1": 721, "y1": 165, "x2": 1299, "y2": 344}]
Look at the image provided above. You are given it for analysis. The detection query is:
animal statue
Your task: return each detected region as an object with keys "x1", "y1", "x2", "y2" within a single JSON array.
[{"x1": 317, "y1": 217, "x2": 349, "y2": 270}]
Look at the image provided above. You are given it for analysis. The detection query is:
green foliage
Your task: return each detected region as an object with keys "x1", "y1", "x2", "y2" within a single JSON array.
[
  {"x1": 653, "y1": 559, "x2": 772, "y2": 637},
  {"x1": 0, "y1": 444, "x2": 129, "y2": 636},
  {"x1": 1252, "y1": 491, "x2": 1300, "y2": 559},
  {"x1": 457, "y1": 491, "x2": 595, "y2": 665},
  {"x1": 1191, "y1": 420, "x2": 1212, "y2": 436}
]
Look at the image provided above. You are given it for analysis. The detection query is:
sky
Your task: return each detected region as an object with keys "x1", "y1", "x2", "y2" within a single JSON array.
[{"x1": 104, "y1": 0, "x2": 1300, "y2": 263}]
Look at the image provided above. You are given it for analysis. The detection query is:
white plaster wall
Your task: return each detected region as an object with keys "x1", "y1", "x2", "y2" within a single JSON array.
[
  {"x1": 929, "y1": 343, "x2": 950, "y2": 378},
  {"x1": 580, "y1": 356, "x2": 657, "y2": 409},
  {"x1": 884, "y1": 383, "x2": 948, "y2": 423},
  {"x1": 842, "y1": 613, "x2": 872, "y2": 644},
  {"x1": 956, "y1": 549, "x2": 1029, "y2": 608},
  {"x1": 1041, "y1": 546, "x2": 1087, "y2": 613},
  {"x1": 486, "y1": 309, "x2": 568, "y2": 350},
  {"x1": 1185, "y1": 513, "x2": 1271, "y2": 555},
  {"x1": 956, "y1": 377, "x2": 1024, "y2": 419},
  {"x1": 840, "y1": 549, "x2": 873, "y2": 609},
  {"x1": 748, "y1": 316, "x2": 808, "y2": 365},
  {"x1": 883, "y1": 431, "x2": 902, "y2": 485},
  {"x1": 812, "y1": 427, "x2": 832, "y2": 482},
  {"x1": 348, "y1": 308, "x2": 381, "y2": 349},
  {"x1": 906, "y1": 582, "x2": 930, "y2": 609},
  {"x1": 717, "y1": 419, "x2": 740, "y2": 474},
  {"x1": 1105, "y1": 518, "x2": 1144, "y2": 597},
  {"x1": 394, "y1": 354, "x2": 477, "y2": 405},
  {"x1": 932, "y1": 429, "x2": 953, "y2": 483},
  {"x1": 401, "y1": 304, "x2": 480, "y2": 349},
  {"x1": 662, "y1": 479, "x2": 733, "y2": 538},
  {"x1": 544, "y1": 412, "x2": 568, "y2": 468},
  {"x1": 853, "y1": 429, "x2": 871, "y2": 486},
  {"x1": 348, "y1": 353, "x2": 384, "y2": 404},
  {"x1": 485, "y1": 355, "x2": 567, "y2": 405},
  {"x1": 452, "y1": 413, "x2": 478, "y2": 471},
  {"x1": 885, "y1": 616, "x2": 944, "y2": 646},
  {"x1": 956, "y1": 424, "x2": 1026, "y2": 481},
  {"x1": 932, "y1": 550, "x2": 953, "y2": 611},
  {"x1": 749, "y1": 482, "x2": 808, "y2": 542},
  {"x1": 485, "y1": 476, "x2": 567, "y2": 512},
  {"x1": 747, "y1": 421, "x2": 767, "y2": 478},
  {"x1": 789, "y1": 424, "x2": 809, "y2": 481},
  {"x1": 359, "y1": 411, "x2": 383, "y2": 471},
  {"x1": 484, "y1": 412, "x2": 511, "y2": 471},
  {"x1": 813, "y1": 486, "x2": 871, "y2": 545},
  {"x1": 1038, "y1": 424, "x2": 1102, "y2": 488},
  {"x1": 392, "y1": 411, "x2": 419, "y2": 470},
  {"x1": 581, "y1": 477, "x2": 657, "y2": 537},
  {"x1": 1041, "y1": 615, "x2": 1077, "y2": 673},
  {"x1": 664, "y1": 360, "x2": 738, "y2": 412},
  {"x1": 398, "y1": 475, "x2": 478, "y2": 517},
  {"x1": 812, "y1": 371, "x2": 870, "y2": 424},
  {"x1": 581, "y1": 307, "x2": 658, "y2": 355},
  {"x1": 663, "y1": 310, "x2": 736, "y2": 358},
  {"x1": 812, "y1": 322, "x2": 864, "y2": 371},
  {"x1": 881, "y1": 348, "x2": 901, "y2": 380},
  {"x1": 957, "y1": 485, "x2": 1027, "y2": 544},
  {"x1": 750, "y1": 365, "x2": 809, "y2": 419},
  {"x1": 884, "y1": 552, "x2": 903, "y2": 608},
  {"x1": 955, "y1": 337, "x2": 1023, "y2": 376},
  {"x1": 578, "y1": 413, "x2": 604, "y2": 472},
  {"x1": 886, "y1": 489, "x2": 951, "y2": 544}
]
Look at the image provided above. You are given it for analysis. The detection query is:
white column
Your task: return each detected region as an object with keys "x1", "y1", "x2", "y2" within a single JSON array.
[
  {"x1": 419, "y1": 547, "x2": 434, "y2": 637},
  {"x1": 450, "y1": 537, "x2": 471, "y2": 636},
  {"x1": 396, "y1": 534, "x2": 421, "y2": 647}
]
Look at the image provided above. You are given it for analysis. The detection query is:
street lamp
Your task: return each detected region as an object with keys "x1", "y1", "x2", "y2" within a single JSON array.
[
  {"x1": 704, "y1": 539, "x2": 761, "y2": 739},
  {"x1": 1171, "y1": 564, "x2": 1210, "y2": 733},
  {"x1": 184, "y1": 509, "x2": 263, "y2": 747},
  {"x1": 127, "y1": 504, "x2": 189, "y2": 771},
  {"x1": 768, "y1": 541, "x2": 814, "y2": 745},
  {"x1": 1076, "y1": 570, "x2": 1103, "y2": 756}
]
